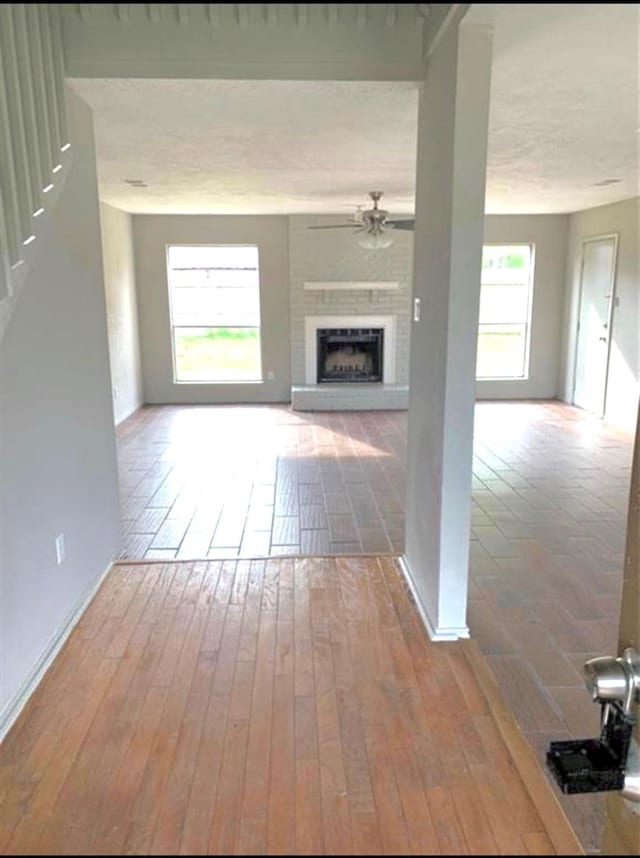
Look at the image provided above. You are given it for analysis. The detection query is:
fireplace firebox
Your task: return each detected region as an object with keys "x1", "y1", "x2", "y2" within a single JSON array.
[{"x1": 317, "y1": 327, "x2": 384, "y2": 383}]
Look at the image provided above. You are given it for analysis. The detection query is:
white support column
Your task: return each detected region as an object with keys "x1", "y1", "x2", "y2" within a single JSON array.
[{"x1": 402, "y1": 11, "x2": 494, "y2": 640}]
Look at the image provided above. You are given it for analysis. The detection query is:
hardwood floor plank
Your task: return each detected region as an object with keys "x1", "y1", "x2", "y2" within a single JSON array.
[
  {"x1": 147, "y1": 649, "x2": 217, "y2": 855},
  {"x1": 178, "y1": 602, "x2": 243, "y2": 855},
  {"x1": 261, "y1": 558, "x2": 280, "y2": 611},
  {"x1": 208, "y1": 630, "x2": 254, "y2": 856},
  {"x1": 237, "y1": 560, "x2": 265, "y2": 663},
  {"x1": 295, "y1": 758, "x2": 325, "y2": 856},
  {"x1": 266, "y1": 620, "x2": 296, "y2": 855},
  {"x1": 468, "y1": 761, "x2": 529, "y2": 855},
  {"x1": 524, "y1": 831, "x2": 555, "y2": 854},
  {"x1": 119, "y1": 566, "x2": 210, "y2": 854},
  {"x1": 0, "y1": 611, "x2": 127, "y2": 851},
  {"x1": 311, "y1": 620, "x2": 353, "y2": 855},
  {"x1": 294, "y1": 559, "x2": 315, "y2": 698},
  {"x1": 39, "y1": 621, "x2": 157, "y2": 854},
  {"x1": 451, "y1": 780, "x2": 500, "y2": 855},
  {"x1": 1, "y1": 556, "x2": 582, "y2": 857},
  {"x1": 6, "y1": 657, "x2": 120, "y2": 855},
  {"x1": 236, "y1": 607, "x2": 277, "y2": 856},
  {"x1": 425, "y1": 785, "x2": 469, "y2": 856}
]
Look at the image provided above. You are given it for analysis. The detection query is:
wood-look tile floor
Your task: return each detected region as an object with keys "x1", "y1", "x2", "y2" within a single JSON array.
[
  {"x1": 117, "y1": 406, "x2": 406, "y2": 560},
  {"x1": 0, "y1": 557, "x2": 577, "y2": 856},
  {"x1": 468, "y1": 402, "x2": 632, "y2": 853},
  {"x1": 116, "y1": 401, "x2": 634, "y2": 853}
]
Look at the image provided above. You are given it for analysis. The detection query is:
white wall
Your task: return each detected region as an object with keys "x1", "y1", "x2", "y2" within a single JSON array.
[
  {"x1": 477, "y1": 214, "x2": 569, "y2": 399},
  {"x1": 133, "y1": 215, "x2": 290, "y2": 404},
  {"x1": 100, "y1": 202, "x2": 143, "y2": 424},
  {"x1": 0, "y1": 89, "x2": 121, "y2": 729},
  {"x1": 561, "y1": 196, "x2": 639, "y2": 432},
  {"x1": 288, "y1": 215, "x2": 413, "y2": 385}
]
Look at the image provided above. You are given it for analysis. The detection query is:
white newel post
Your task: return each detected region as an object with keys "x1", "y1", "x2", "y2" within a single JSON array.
[{"x1": 402, "y1": 12, "x2": 494, "y2": 639}]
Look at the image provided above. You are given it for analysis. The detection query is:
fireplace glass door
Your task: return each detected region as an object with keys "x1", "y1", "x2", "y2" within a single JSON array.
[{"x1": 317, "y1": 328, "x2": 383, "y2": 383}]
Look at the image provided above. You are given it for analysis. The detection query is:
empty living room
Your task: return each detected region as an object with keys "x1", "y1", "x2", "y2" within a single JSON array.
[{"x1": 1, "y1": 4, "x2": 639, "y2": 855}]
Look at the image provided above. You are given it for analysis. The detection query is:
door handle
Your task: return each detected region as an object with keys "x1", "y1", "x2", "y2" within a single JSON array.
[
  {"x1": 599, "y1": 337, "x2": 608, "y2": 343},
  {"x1": 547, "y1": 648, "x2": 640, "y2": 799}
]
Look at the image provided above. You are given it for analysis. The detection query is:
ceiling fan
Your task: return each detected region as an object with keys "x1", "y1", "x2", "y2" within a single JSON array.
[{"x1": 307, "y1": 191, "x2": 414, "y2": 249}]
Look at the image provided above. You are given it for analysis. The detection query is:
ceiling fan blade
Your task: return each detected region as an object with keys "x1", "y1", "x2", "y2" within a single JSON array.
[
  {"x1": 307, "y1": 223, "x2": 359, "y2": 230},
  {"x1": 385, "y1": 219, "x2": 415, "y2": 231}
]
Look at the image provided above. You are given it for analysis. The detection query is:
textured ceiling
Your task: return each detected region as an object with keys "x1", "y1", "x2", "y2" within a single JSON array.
[
  {"x1": 486, "y1": 3, "x2": 639, "y2": 214},
  {"x1": 68, "y1": 79, "x2": 419, "y2": 215},
  {"x1": 69, "y1": 3, "x2": 639, "y2": 216}
]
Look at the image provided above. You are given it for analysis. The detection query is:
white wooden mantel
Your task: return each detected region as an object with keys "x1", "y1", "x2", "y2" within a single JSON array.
[{"x1": 303, "y1": 281, "x2": 400, "y2": 291}]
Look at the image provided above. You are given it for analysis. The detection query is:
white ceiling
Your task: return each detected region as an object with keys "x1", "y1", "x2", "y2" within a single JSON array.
[
  {"x1": 486, "y1": 3, "x2": 638, "y2": 214},
  {"x1": 69, "y1": 3, "x2": 639, "y2": 216},
  {"x1": 69, "y1": 79, "x2": 420, "y2": 215}
]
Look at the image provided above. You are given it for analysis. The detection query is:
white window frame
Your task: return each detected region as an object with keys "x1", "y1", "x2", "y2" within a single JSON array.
[
  {"x1": 476, "y1": 242, "x2": 535, "y2": 381},
  {"x1": 166, "y1": 243, "x2": 263, "y2": 384}
]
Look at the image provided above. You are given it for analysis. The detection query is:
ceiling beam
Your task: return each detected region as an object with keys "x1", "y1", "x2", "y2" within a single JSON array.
[
  {"x1": 266, "y1": 4, "x2": 277, "y2": 26},
  {"x1": 386, "y1": 4, "x2": 398, "y2": 28},
  {"x1": 327, "y1": 4, "x2": 339, "y2": 28},
  {"x1": 235, "y1": 4, "x2": 250, "y2": 28},
  {"x1": 296, "y1": 4, "x2": 308, "y2": 29}
]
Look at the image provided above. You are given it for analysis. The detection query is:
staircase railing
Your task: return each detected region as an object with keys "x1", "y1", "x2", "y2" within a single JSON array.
[{"x1": 0, "y1": 4, "x2": 71, "y2": 339}]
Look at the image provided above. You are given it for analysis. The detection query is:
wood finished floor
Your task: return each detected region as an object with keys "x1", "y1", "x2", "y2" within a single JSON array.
[
  {"x1": 116, "y1": 401, "x2": 634, "y2": 852},
  {"x1": 0, "y1": 556, "x2": 576, "y2": 856}
]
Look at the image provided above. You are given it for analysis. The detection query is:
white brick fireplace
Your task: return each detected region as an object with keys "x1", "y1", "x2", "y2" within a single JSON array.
[{"x1": 288, "y1": 216, "x2": 413, "y2": 411}]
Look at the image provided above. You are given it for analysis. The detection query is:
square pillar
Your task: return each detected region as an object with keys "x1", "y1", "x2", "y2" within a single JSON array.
[{"x1": 402, "y1": 13, "x2": 493, "y2": 639}]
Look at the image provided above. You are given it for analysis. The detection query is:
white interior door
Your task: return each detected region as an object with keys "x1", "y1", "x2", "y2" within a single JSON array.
[{"x1": 573, "y1": 235, "x2": 618, "y2": 417}]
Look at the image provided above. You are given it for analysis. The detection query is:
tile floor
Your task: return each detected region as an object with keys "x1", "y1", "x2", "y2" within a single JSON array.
[
  {"x1": 116, "y1": 400, "x2": 635, "y2": 852},
  {"x1": 118, "y1": 406, "x2": 406, "y2": 560}
]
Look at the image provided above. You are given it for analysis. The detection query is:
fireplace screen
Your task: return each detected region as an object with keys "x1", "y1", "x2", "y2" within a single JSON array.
[{"x1": 317, "y1": 328, "x2": 383, "y2": 383}]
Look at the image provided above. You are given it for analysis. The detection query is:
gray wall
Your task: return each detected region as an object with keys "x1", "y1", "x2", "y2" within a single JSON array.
[
  {"x1": 477, "y1": 214, "x2": 569, "y2": 400},
  {"x1": 100, "y1": 202, "x2": 143, "y2": 424},
  {"x1": 128, "y1": 210, "x2": 600, "y2": 412},
  {"x1": 133, "y1": 215, "x2": 290, "y2": 403},
  {"x1": 0, "y1": 89, "x2": 121, "y2": 726},
  {"x1": 561, "y1": 197, "x2": 639, "y2": 431}
]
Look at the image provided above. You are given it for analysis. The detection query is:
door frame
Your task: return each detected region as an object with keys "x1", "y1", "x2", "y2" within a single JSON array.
[{"x1": 572, "y1": 232, "x2": 619, "y2": 418}]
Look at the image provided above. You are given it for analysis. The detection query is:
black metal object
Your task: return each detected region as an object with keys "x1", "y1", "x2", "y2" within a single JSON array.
[
  {"x1": 317, "y1": 328, "x2": 383, "y2": 383},
  {"x1": 546, "y1": 702, "x2": 635, "y2": 794}
]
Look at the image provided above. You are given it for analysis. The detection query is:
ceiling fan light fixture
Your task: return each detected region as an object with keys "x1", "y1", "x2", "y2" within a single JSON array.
[{"x1": 357, "y1": 231, "x2": 393, "y2": 250}]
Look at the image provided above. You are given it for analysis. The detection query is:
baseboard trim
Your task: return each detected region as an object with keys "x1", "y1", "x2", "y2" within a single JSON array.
[
  {"x1": 397, "y1": 555, "x2": 470, "y2": 641},
  {"x1": 0, "y1": 558, "x2": 116, "y2": 742}
]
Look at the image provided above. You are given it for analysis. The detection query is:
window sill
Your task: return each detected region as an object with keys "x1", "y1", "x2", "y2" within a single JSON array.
[{"x1": 173, "y1": 379, "x2": 265, "y2": 385}]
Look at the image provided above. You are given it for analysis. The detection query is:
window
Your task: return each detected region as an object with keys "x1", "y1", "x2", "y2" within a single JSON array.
[
  {"x1": 167, "y1": 245, "x2": 262, "y2": 383},
  {"x1": 476, "y1": 244, "x2": 534, "y2": 379}
]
